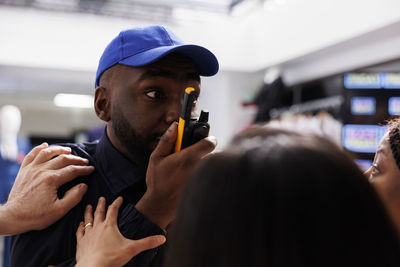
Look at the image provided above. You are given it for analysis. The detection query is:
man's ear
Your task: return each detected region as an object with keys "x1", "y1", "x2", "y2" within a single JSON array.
[{"x1": 94, "y1": 87, "x2": 111, "y2": 122}]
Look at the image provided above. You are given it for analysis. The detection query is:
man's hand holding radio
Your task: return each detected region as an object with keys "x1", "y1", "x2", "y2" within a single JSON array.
[{"x1": 135, "y1": 122, "x2": 217, "y2": 229}]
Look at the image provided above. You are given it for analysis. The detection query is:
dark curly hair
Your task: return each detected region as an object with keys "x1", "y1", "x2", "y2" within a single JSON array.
[{"x1": 387, "y1": 117, "x2": 400, "y2": 170}]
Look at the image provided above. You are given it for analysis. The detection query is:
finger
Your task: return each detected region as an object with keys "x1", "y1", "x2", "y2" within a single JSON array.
[
  {"x1": 76, "y1": 222, "x2": 85, "y2": 240},
  {"x1": 46, "y1": 154, "x2": 90, "y2": 170},
  {"x1": 126, "y1": 235, "x2": 166, "y2": 256},
  {"x1": 84, "y1": 204, "x2": 93, "y2": 225},
  {"x1": 52, "y1": 165, "x2": 94, "y2": 188},
  {"x1": 151, "y1": 122, "x2": 178, "y2": 159},
  {"x1": 33, "y1": 146, "x2": 72, "y2": 165},
  {"x1": 94, "y1": 197, "x2": 106, "y2": 225},
  {"x1": 53, "y1": 183, "x2": 88, "y2": 218},
  {"x1": 180, "y1": 135, "x2": 217, "y2": 161},
  {"x1": 20, "y1": 142, "x2": 48, "y2": 168},
  {"x1": 105, "y1": 197, "x2": 123, "y2": 225}
]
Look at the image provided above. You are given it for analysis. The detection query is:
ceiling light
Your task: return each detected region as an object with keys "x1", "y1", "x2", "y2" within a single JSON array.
[{"x1": 53, "y1": 93, "x2": 94, "y2": 109}]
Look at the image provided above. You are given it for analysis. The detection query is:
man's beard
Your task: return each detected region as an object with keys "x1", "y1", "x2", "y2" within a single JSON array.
[{"x1": 111, "y1": 106, "x2": 152, "y2": 165}]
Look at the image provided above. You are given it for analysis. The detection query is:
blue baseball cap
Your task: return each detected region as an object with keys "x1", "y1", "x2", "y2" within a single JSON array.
[{"x1": 95, "y1": 25, "x2": 219, "y2": 87}]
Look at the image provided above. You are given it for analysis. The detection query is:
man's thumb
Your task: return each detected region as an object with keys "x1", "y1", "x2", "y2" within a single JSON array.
[
  {"x1": 56, "y1": 183, "x2": 88, "y2": 216},
  {"x1": 127, "y1": 235, "x2": 166, "y2": 256},
  {"x1": 151, "y1": 122, "x2": 178, "y2": 158}
]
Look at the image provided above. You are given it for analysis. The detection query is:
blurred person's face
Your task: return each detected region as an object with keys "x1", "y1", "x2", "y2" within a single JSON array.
[
  {"x1": 95, "y1": 54, "x2": 200, "y2": 162},
  {"x1": 364, "y1": 131, "x2": 400, "y2": 233}
]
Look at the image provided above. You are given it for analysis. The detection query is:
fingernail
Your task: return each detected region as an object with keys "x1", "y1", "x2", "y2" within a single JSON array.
[
  {"x1": 158, "y1": 235, "x2": 166, "y2": 243},
  {"x1": 41, "y1": 142, "x2": 48, "y2": 147},
  {"x1": 78, "y1": 184, "x2": 88, "y2": 190},
  {"x1": 168, "y1": 122, "x2": 177, "y2": 131},
  {"x1": 206, "y1": 136, "x2": 217, "y2": 146}
]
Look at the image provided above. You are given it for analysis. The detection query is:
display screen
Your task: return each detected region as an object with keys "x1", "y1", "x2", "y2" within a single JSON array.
[
  {"x1": 382, "y1": 73, "x2": 400, "y2": 89},
  {"x1": 342, "y1": 124, "x2": 387, "y2": 153},
  {"x1": 350, "y1": 97, "x2": 376, "y2": 115},
  {"x1": 389, "y1": 97, "x2": 400, "y2": 115},
  {"x1": 345, "y1": 72, "x2": 400, "y2": 89},
  {"x1": 344, "y1": 73, "x2": 381, "y2": 89}
]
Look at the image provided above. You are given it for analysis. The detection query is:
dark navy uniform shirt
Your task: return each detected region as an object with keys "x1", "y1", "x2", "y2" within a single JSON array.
[{"x1": 10, "y1": 131, "x2": 164, "y2": 267}]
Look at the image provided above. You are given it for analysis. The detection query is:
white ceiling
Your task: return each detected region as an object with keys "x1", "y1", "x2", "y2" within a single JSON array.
[
  {"x1": 1, "y1": 0, "x2": 400, "y2": 75},
  {"x1": 0, "y1": 65, "x2": 93, "y2": 94},
  {"x1": 1, "y1": 0, "x2": 400, "y2": 143},
  {"x1": 0, "y1": 0, "x2": 242, "y2": 23}
]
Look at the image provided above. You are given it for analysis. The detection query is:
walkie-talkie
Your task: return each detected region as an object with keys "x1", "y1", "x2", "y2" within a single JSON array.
[{"x1": 175, "y1": 87, "x2": 210, "y2": 152}]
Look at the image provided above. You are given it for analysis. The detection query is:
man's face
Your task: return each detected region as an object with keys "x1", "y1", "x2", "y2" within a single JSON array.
[{"x1": 105, "y1": 55, "x2": 201, "y2": 160}]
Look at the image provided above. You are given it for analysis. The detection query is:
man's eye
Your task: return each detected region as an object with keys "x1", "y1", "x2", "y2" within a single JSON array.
[{"x1": 145, "y1": 90, "x2": 162, "y2": 99}]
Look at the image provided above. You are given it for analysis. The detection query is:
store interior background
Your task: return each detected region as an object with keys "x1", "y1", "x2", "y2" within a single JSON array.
[{"x1": 1, "y1": 0, "x2": 400, "y2": 151}]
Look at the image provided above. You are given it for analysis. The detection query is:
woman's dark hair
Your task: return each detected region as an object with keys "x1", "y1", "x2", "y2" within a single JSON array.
[
  {"x1": 165, "y1": 126, "x2": 400, "y2": 267},
  {"x1": 387, "y1": 117, "x2": 400, "y2": 170}
]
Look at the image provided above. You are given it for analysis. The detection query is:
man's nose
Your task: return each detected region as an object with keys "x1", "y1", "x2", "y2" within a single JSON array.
[
  {"x1": 364, "y1": 167, "x2": 372, "y2": 180},
  {"x1": 165, "y1": 99, "x2": 182, "y2": 124}
]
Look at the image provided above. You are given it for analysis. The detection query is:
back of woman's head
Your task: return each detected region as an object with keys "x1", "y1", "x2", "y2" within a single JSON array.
[{"x1": 165, "y1": 126, "x2": 400, "y2": 267}]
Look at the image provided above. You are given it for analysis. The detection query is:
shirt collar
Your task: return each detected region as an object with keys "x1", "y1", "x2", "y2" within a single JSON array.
[{"x1": 95, "y1": 129, "x2": 148, "y2": 195}]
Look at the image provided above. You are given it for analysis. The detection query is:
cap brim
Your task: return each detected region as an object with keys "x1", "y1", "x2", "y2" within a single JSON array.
[{"x1": 119, "y1": 44, "x2": 219, "y2": 76}]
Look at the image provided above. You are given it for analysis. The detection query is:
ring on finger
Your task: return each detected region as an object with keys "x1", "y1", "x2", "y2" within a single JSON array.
[{"x1": 83, "y1": 222, "x2": 93, "y2": 230}]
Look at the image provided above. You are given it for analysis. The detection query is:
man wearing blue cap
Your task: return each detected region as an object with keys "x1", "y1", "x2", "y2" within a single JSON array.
[{"x1": 10, "y1": 25, "x2": 218, "y2": 267}]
